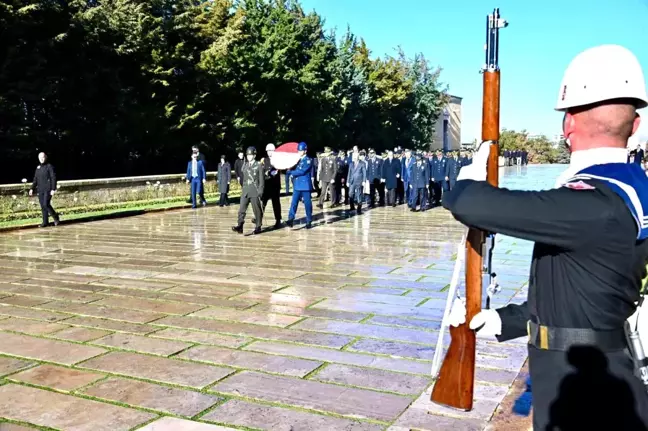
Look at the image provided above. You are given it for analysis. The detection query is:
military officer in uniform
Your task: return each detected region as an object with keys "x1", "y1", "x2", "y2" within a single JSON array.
[
  {"x1": 232, "y1": 147, "x2": 264, "y2": 235},
  {"x1": 286, "y1": 142, "x2": 314, "y2": 229},
  {"x1": 445, "y1": 150, "x2": 462, "y2": 191},
  {"x1": 257, "y1": 143, "x2": 282, "y2": 228},
  {"x1": 430, "y1": 150, "x2": 447, "y2": 206},
  {"x1": 447, "y1": 45, "x2": 648, "y2": 430},
  {"x1": 317, "y1": 147, "x2": 338, "y2": 209},
  {"x1": 409, "y1": 154, "x2": 429, "y2": 212},
  {"x1": 401, "y1": 149, "x2": 415, "y2": 205},
  {"x1": 382, "y1": 150, "x2": 401, "y2": 207},
  {"x1": 334, "y1": 150, "x2": 348, "y2": 207}
]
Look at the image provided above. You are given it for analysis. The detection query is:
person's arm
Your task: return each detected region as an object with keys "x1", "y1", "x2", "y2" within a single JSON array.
[
  {"x1": 496, "y1": 302, "x2": 530, "y2": 342},
  {"x1": 200, "y1": 161, "x2": 206, "y2": 181},
  {"x1": 289, "y1": 159, "x2": 312, "y2": 177},
  {"x1": 257, "y1": 163, "x2": 265, "y2": 196},
  {"x1": 186, "y1": 162, "x2": 191, "y2": 181},
  {"x1": 48, "y1": 165, "x2": 57, "y2": 191},
  {"x1": 31, "y1": 169, "x2": 38, "y2": 192},
  {"x1": 443, "y1": 180, "x2": 611, "y2": 249},
  {"x1": 331, "y1": 158, "x2": 337, "y2": 181}
]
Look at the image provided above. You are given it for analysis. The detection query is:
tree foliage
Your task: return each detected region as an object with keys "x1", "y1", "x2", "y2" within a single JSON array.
[
  {"x1": 0, "y1": 0, "x2": 449, "y2": 181},
  {"x1": 499, "y1": 129, "x2": 568, "y2": 164}
]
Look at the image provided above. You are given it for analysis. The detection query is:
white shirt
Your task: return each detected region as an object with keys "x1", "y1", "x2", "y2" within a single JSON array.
[
  {"x1": 192, "y1": 160, "x2": 198, "y2": 178},
  {"x1": 553, "y1": 147, "x2": 628, "y2": 188}
]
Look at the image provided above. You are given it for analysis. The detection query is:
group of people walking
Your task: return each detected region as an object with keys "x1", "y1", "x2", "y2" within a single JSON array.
[{"x1": 502, "y1": 149, "x2": 528, "y2": 166}]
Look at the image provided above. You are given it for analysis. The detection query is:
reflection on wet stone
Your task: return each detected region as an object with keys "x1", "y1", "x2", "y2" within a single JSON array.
[{"x1": 0, "y1": 165, "x2": 553, "y2": 429}]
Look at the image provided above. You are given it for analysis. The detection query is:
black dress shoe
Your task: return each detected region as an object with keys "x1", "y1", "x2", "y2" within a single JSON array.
[
  {"x1": 286, "y1": 220, "x2": 294, "y2": 228},
  {"x1": 53, "y1": 219, "x2": 60, "y2": 226},
  {"x1": 38, "y1": 223, "x2": 48, "y2": 228},
  {"x1": 232, "y1": 225, "x2": 243, "y2": 234},
  {"x1": 253, "y1": 227, "x2": 262, "y2": 234},
  {"x1": 305, "y1": 223, "x2": 313, "y2": 229},
  {"x1": 274, "y1": 222, "x2": 283, "y2": 229}
]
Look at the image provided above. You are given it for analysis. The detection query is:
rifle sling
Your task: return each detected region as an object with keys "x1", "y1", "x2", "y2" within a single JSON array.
[{"x1": 527, "y1": 320, "x2": 626, "y2": 352}]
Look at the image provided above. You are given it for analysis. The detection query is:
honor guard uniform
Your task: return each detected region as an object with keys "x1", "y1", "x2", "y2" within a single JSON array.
[
  {"x1": 317, "y1": 147, "x2": 338, "y2": 209},
  {"x1": 447, "y1": 45, "x2": 648, "y2": 430},
  {"x1": 286, "y1": 142, "x2": 314, "y2": 229},
  {"x1": 258, "y1": 144, "x2": 282, "y2": 228},
  {"x1": 409, "y1": 154, "x2": 429, "y2": 211},
  {"x1": 232, "y1": 147, "x2": 264, "y2": 235},
  {"x1": 347, "y1": 150, "x2": 367, "y2": 214}
]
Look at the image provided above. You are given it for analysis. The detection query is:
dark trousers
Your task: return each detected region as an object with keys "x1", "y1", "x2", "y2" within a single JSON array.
[
  {"x1": 334, "y1": 179, "x2": 343, "y2": 204},
  {"x1": 237, "y1": 195, "x2": 263, "y2": 228},
  {"x1": 369, "y1": 179, "x2": 385, "y2": 206},
  {"x1": 410, "y1": 187, "x2": 427, "y2": 209},
  {"x1": 38, "y1": 191, "x2": 58, "y2": 225},
  {"x1": 189, "y1": 178, "x2": 203, "y2": 208},
  {"x1": 218, "y1": 189, "x2": 229, "y2": 206},
  {"x1": 432, "y1": 181, "x2": 443, "y2": 204},
  {"x1": 348, "y1": 184, "x2": 363, "y2": 210},
  {"x1": 319, "y1": 181, "x2": 337, "y2": 207},
  {"x1": 529, "y1": 345, "x2": 648, "y2": 430},
  {"x1": 396, "y1": 179, "x2": 405, "y2": 204},
  {"x1": 386, "y1": 188, "x2": 396, "y2": 206},
  {"x1": 403, "y1": 180, "x2": 411, "y2": 204},
  {"x1": 262, "y1": 186, "x2": 282, "y2": 223},
  {"x1": 447, "y1": 178, "x2": 456, "y2": 191}
]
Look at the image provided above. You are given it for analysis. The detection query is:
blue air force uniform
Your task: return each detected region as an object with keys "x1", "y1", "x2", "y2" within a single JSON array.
[
  {"x1": 445, "y1": 156, "x2": 462, "y2": 191},
  {"x1": 367, "y1": 155, "x2": 384, "y2": 206},
  {"x1": 287, "y1": 155, "x2": 314, "y2": 225},
  {"x1": 430, "y1": 155, "x2": 447, "y2": 205},
  {"x1": 401, "y1": 156, "x2": 415, "y2": 204}
]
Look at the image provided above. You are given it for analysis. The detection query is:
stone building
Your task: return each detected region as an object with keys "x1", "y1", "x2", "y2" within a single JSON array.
[{"x1": 430, "y1": 95, "x2": 462, "y2": 151}]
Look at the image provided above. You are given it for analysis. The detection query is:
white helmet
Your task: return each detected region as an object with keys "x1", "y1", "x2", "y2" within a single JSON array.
[
  {"x1": 555, "y1": 45, "x2": 648, "y2": 111},
  {"x1": 266, "y1": 143, "x2": 276, "y2": 151}
]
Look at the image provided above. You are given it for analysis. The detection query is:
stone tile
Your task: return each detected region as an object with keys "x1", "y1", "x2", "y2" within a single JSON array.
[
  {"x1": 245, "y1": 340, "x2": 430, "y2": 374},
  {"x1": 92, "y1": 333, "x2": 191, "y2": 356},
  {"x1": 40, "y1": 302, "x2": 166, "y2": 324},
  {"x1": 410, "y1": 389, "x2": 500, "y2": 420},
  {"x1": 252, "y1": 304, "x2": 369, "y2": 321},
  {"x1": 9, "y1": 364, "x2": 104, "y2": 391},
  {"x1": 82, "y1": 377, "x2": 220, "y2": 416},
  {"x1": 0, "y1": 384, "x2": 155, "y2": 431},
  {"x1": 369, "y1": 315, "x2": 441, "y2": 331},
  {"x1": 0, "y1": 317, "x2": 69, "y2": 335},
  {"x1": 0, "y1": 332, "x2": 106, "y2": 365},
  {"x1": 93, "y1": 296, "x2": 204, "y2": 315},
  {"x1": 0, "y1": 295, "x2": 51, "y2": 307},
  {"x1": 314, "y1": 363, "x2": 431, "y2": 395},
  {"x1": 167, "y1": 285, "x2": 247, "y2": 298},
  {"x1": 136, "y1": 417, "x2": 239, "y2": 431},
  {"x1": 91, "y1": 277, "x2": 177, "y2": 291},
  {"x1": 3, "y1": 284, "x2": 104, "y2": 303},
  {"x1": 50, "y1": 326, "x2": 112, "y2": 342},
  {"x1": 0, "y1": 304, "x2": 69, "y2": 322},
  {"x1": 280, "y1": 287, "x2": 423, "y2": 306},
  {"x1": 79, "y1": 351, "x2": 232, "y2": 389},
  {"x1": 149, "y1": 328, "x2": 250, "y2": 348},
  {"x1": 202, "y1": 399, "x2": 384, "y2": 431},
  {"x1": 0, "y1": 423, "x2": 39, "y2": 431},
  {"x1": 475, "y1": 366, "x2": 519, "y2": 386},
  {"x1": 0, "y1": 357, "x2": 36, "y2": 378},
  {"x1": 393, "y1": 408, "x2": 485, "y2": 431},
  {"x1": 62, "y1": 316, "x2": 157, "y2": 334},
  {"x1": 292, "y1": 318, "x2": 438, "y2": 344},
  {"x1": 312, "y1": 299, "x2": 445, "y2": 320},
  {"x1": 349, "y1": 338, "x2": 435, "y2": 360},
  {"x1": 190, "y1": 308, "x2": 302, "y2": 327},
  {"x1": 179, "y1": 345, "x2": 322, "y2": 377},
  {"x1": 235, "y1": 291, "x2": 317, "y2": 307},
  {"x1": 18, "y1": 278, "x2": 108, "y2": 292},
  {"x1": 153, "y1": 315, "x2": 352, "y2": 348},
  {"x1": 54, "y1": 265, "x2": 159, "y2": 279},
  {"x1": 210, "y1": 371, "x2": 411, "y2": 421}
]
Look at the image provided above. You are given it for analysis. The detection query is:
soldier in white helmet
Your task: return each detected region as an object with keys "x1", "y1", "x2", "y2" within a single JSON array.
[{"x1": 446, "y1": 45, "x2": 648, "y2": 429}]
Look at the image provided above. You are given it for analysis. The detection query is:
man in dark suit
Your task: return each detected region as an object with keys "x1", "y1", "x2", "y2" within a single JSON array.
[
  {"x1": 186, "y1": 145, "x2": 207, "y2": 205},
  {"x1": 258, "y1": 143, "x2": 282, "y2": 228},
  {"x1": 234, "y1": 151, "x2": 244, "y2": 187},
  {"x1": 232, "y1": 147, "x2": 264, "y2": 234},
  {"x1": 185, "y1": 152, "x2": 207, "y2": 208},
  {"x1": 29, "y1": 152, "x2": 59, "y2": 228},
  {"x1": 381, "y1": 150, "x2": 401, "y2": 207}
]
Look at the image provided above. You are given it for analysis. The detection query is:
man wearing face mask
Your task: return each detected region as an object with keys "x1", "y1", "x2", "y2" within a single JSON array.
[
  {"x1": 286, "y1": 142, "x2": 314, "y2": 229},
  {"x1": 446, "y1": 45, "x2": 648, "y2": 430},
  {"x1": 232, "y1": 147, "x2": 264, "y2": 235}
]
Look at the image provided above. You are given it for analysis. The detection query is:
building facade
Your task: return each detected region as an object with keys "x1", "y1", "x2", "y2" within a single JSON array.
[{"x1": 430, "y1": 95, "x2": 462, "y2": 151}]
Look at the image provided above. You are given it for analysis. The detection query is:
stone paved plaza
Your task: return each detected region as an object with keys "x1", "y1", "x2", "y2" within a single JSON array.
[{"x1": 0, "y1": 165, "x2": 561, "y2": 431}]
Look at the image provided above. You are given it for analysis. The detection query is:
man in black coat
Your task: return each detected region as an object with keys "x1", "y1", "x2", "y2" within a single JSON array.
[
  {"x1": 234, "y1": 151, "x2": 244, "y2": 187},
  {"x1": 381, "y1": 150, "x2": 401, "y2": 207},
  {"x1": 258, "y1": 144, "x2": 282, "y2": 228},
  {"x1": 29, "y1": 152, "x2": 59, "y2": 227},
  {"x1": 217, "y1": 155, "x2": 231, "y2": 206}
]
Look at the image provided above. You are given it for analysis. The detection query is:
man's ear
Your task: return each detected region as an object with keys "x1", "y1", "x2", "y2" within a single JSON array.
[{"x1": 632, "y1": 113, "x2": 641, "y2": 136}]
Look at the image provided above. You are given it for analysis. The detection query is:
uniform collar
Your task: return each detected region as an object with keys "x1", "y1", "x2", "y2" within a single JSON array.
[{"x1": 554, "y1": 147, "x2": 628, "y2": 188}]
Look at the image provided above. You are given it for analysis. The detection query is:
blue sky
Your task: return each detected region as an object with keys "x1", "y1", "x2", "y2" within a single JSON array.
[{"x1": 300, "y1": 0, "x2": 648, "y2": 144}]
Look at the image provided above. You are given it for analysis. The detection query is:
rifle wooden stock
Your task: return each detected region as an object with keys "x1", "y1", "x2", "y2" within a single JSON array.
[{"x1": 430, "y1": 68, "x2": 501, "y2": 412}]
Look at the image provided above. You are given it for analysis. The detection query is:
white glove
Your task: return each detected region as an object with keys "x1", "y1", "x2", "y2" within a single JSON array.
[
  {"x1": 457, "y1": 141, "x2": 490, "y2": 182},
  {"x1": 447, "y1": 298, "x2": 502, "y2": 337}
]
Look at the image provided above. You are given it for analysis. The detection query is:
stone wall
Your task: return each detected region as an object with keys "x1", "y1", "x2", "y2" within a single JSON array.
[{"x1": 430, "y1": 95, "x2": 462, "y2": 151}]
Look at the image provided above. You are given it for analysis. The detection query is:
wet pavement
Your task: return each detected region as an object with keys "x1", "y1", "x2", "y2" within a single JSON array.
[{"x1": 0, "y1": 164, "x2": 563, "y2": 430}]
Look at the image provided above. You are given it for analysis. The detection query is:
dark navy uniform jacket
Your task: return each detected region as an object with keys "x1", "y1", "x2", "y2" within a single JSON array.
[
  {"x1": 410, "y1": 162, "x2": 430, "y2": 189},
  {"x1": 431, "y1": 157, "x2": 447, "y2": 181},
  {"x1": 382, "y1": 158, "x2": 401, "y2": 189}
]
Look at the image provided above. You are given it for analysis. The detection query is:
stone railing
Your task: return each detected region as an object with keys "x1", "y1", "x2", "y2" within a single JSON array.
[{"x1": 0, "y1": 171, "x2": 238, "y2": 223}]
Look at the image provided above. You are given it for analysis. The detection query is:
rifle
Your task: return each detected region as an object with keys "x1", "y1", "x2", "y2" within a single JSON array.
[{"x1": 430, "y1": 8, "x2": 507, "y2": 411}]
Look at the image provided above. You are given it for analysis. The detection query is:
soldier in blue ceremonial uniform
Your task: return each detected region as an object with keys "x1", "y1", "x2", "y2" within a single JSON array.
[
  {"x1": 367, "y1": 149, "x2": 384, "y2": 207},
  {"x1": 347, "y1": 150, "x2": 367, "y2": 214},
  {"x1": 430, "y1": 150, "x2": 447, "y2": 206},
  {"x1": 409, "y1": 154, "x2": 429, "y2": 211},
  {"x1": 286, "y1": 142, "x2": 314, "y2": 229},
  {"x1": 445, "y1": 151, "x2": 462, "y2": 191}
]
